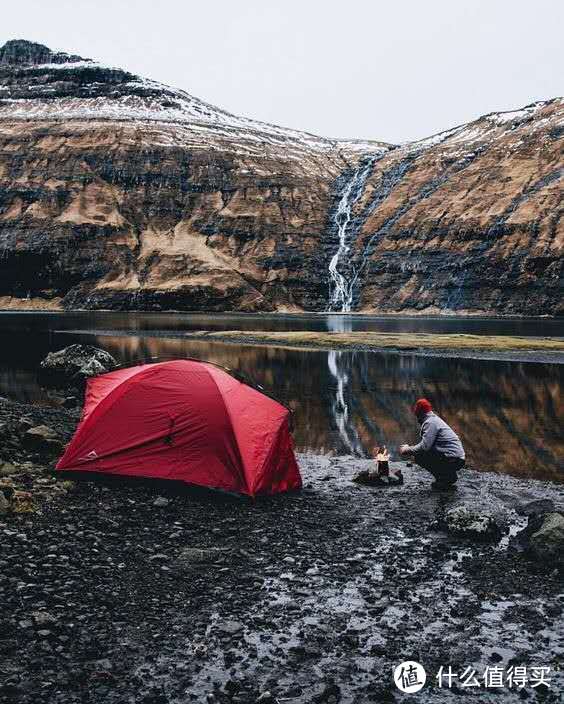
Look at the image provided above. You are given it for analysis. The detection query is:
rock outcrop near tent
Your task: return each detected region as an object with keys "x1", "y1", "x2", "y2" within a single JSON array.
[
  {"x1": 0, "y1": 39, "x2": 562, "y2": 315},
  {"x1": 40, "y1": 344, "x2": 117, "y2": 382}
]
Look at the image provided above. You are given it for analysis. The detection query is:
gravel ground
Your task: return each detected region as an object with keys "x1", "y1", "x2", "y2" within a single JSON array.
[{"x1": 0, "y1": 399, "x2": 563, "y2": 703}]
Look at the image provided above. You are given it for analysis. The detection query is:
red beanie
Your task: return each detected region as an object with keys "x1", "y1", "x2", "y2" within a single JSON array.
[{"x1": 413, "y1": 398, "x2": 432, "y2": 416}]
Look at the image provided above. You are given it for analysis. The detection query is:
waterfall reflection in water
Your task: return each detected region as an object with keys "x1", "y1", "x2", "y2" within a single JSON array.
[{"x1": 326, "y1": 315, "x2": 364, "y2": 455}]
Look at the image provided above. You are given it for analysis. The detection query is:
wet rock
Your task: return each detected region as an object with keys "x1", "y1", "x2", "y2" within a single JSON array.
[
  {"x1": 312, "y1": 682, "x2": 341, "y2": 703},
  {"x1": 17, "y1": 417, "x2": 34, "y2": 434},
  {"x1": 40, "y1": 345, "x2": 117, "y2": 384},
  {"x1": 148, "y1": 553, "x2": 169, "y2": 562},
  {"x1": 92, "y1": 658, "x2": 113, "y2": 671},
  {"x1": 176, "y1": 547, "x2": 227, "y2": 565},
  {"x1": 23, "y1": 425, "x2": 64, "y2": 454},
  {"x1": 441, "y1": 505, "x2": 502, "y2": 541},
  {"x1": 216, "y1": 620, "x2": 244, "y2": 636},
  {"x1": 0, "y1": 484, "x2": 14, "y2": 500},
  {"x1": 172, "y1": 546, "x2": 229, "y2": 577},
  {"x1": 32, "y1": 611, "x2": 59, "y2": 627},
  {"x1": 0, "y1": 461, "x2": 18, "y2": 476},
  {"x1": 0, "y1": 489, "x2": 11, "y2": 514},
  {"x1": 526, "y1": 512, "x2": 564, "y2": 569},
  {"x1": 12, "y1": 491, "x2": 38, "y2": 513},
  {"x1": 351, "y1": 470, "x2": 383, "y2": 486},
  {"x1": 516, "y1": 499, "x2": 555, "y2": 516},
  {"x1": 78, "y1": 358, "x2": 109, "y2": 378}
]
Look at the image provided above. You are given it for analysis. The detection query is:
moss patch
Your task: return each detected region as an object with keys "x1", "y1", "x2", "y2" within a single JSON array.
[{"x1": 184, "y1": 330, "x2": 564, "y2": 353}]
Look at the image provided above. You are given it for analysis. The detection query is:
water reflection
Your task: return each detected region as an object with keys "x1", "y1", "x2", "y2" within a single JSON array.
[
  {"x1": 0, "y1": 314, "x2": 564, "y2": 479},
  {"x1": 0, "y1": 320, "x2": 561, "y2": 482},
  {"x1": 327, "y1": 315, "x2": 364, "y2": 456},
  {"x1": 1, "y1": 310, "x2": 563, "y2": 337}
]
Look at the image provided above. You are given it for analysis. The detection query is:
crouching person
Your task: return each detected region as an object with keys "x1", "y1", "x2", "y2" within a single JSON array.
[{"x1": 399, "y1": 398, "x2": 465, "y2": 489}]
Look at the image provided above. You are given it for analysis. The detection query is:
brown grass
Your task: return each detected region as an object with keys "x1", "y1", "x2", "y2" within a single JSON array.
[{"x1": 185, "y1": 330, "x2": 564, "y2": 353}]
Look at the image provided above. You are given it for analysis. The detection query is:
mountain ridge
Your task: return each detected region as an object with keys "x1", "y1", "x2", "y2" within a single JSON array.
[
  {"x1": 0, "y1": 40, "x2": 562, "y2": 315},
  {"x1": 0, "y1": 39, "x2": 392, "y2": 158}
]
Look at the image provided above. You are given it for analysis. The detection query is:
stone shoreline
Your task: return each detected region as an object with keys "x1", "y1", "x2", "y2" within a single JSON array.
[{"x1": 0, "y1": 397, "x2": 563, "y2": 703}]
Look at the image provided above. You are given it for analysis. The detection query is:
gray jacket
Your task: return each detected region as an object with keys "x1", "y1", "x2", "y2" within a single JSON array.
[{"x1": 409, "y1": 412, "x2": 465, "y2": 459}]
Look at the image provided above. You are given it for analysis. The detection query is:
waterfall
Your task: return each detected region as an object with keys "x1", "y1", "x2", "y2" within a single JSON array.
[{"x1": 328, "y1": 156, "x2": 378, "y2": 312}]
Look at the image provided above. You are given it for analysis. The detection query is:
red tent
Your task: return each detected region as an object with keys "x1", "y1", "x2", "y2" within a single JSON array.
[{"x1": 56, "y1": 359, "x2": 302, "y2": 496}]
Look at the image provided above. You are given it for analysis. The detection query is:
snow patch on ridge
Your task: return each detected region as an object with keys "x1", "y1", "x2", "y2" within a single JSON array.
[
  {"x1": 402, "y1": 99, "x2": 560, "y2": 156},
  {"x1": 1, "y1": 53, "x2": 562, "y2": 162},
  {"x1": 0, "y1": 59, "x2": 390, "y2": 158},
  {"x1": 484, "y1": 103, "x2": 542, "y2": 125}
]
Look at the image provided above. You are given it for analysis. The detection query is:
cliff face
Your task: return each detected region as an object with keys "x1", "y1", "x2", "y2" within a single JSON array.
[
  {"x1": 0, "y1": 39, "x2": 562, "y2": 315},
  {"x1": 339, "y1": 101, "x2": 564, "y2": 315}
]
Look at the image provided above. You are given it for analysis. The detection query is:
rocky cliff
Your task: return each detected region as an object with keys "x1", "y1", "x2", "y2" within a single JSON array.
[
  {"x1": 337, "y1": 101, "x2": 564, "y2": 316},
  {"x1": 0, "y1": 39, "x2": 562, "y2": 315}
]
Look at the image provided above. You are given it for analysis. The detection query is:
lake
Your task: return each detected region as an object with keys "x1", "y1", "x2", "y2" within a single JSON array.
[{"x1": 1, "y1": 311, "x2": 563, "y2": 481}]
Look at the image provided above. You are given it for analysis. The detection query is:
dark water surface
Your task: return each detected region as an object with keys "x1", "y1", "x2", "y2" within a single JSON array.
[
  {"x1": 1, "y1": 312, "x2": 562, "y2": 481},
  {"x1": 1, "y1": 310, "x2": 563, "y2": 336}
]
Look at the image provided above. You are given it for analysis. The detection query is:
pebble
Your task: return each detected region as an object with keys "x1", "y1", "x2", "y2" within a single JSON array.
[{"x1": 216, "y1": 620, "x2": 244, "y2": 635}]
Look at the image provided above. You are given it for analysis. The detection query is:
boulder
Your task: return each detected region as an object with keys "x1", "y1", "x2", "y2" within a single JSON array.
[
  {"x1": 12, "y1": 491, "x2": 37, "y2": 513},
  {"x1": 17, "y1": 417, "x2": 34, "y2": 434},
  {"x1": 78, "y1": 358, "x2": 109, "y2": 378},
  {"x1": 352, "y1": 469, "x2": 403, "y2": 487},
  {"x1": 174, "y1": 547, "x2": 228, "y2": 573},
  {"x1": 62, "y1": 396, "x2": 78, "y2": 409},
  {"x1": 441, "y1": 505, "x2": 502, "y2": 542},
  {"x1": 352, "y1": 470, "x2": 374, "y2": 485},
  {"x1": 215, "y1": 620, "x2": 244, "y2": 636},
  {"x1": 32, "y1": 611, "x2": 59, "y2": 627},
  {"x1": 0, "y1": 462, "x2": 18, "y2": 477},
  {"x1": 23, "y1": 425, "x2": 64, "y2": 454},
  {"x1": 526, "y1": 512, "x2": 564, "y2": 569},
  {"x1": 40, "y1": 345, "x2": 117, "y2": 383},
  {"x1": 0, "y1": 489, "x2": 10, "y2": 514},
  {"x1": 516, "y1": 499, "x2": 555, "y2": 516}
]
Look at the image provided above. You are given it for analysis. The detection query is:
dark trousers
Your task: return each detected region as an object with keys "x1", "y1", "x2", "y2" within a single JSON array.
[{"x1": 413, "y1": 449, "x2": 464, "y2": 484}]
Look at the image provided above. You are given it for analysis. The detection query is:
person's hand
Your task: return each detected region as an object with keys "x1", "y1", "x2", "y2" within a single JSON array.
[{"x1": 399, "y1": 444, "x2": 411, "y2": 457}]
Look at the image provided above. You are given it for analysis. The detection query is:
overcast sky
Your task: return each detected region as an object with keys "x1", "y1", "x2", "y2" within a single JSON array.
[{"x1": 2, "y1": 0, "x2": 563, "y2": 143}]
